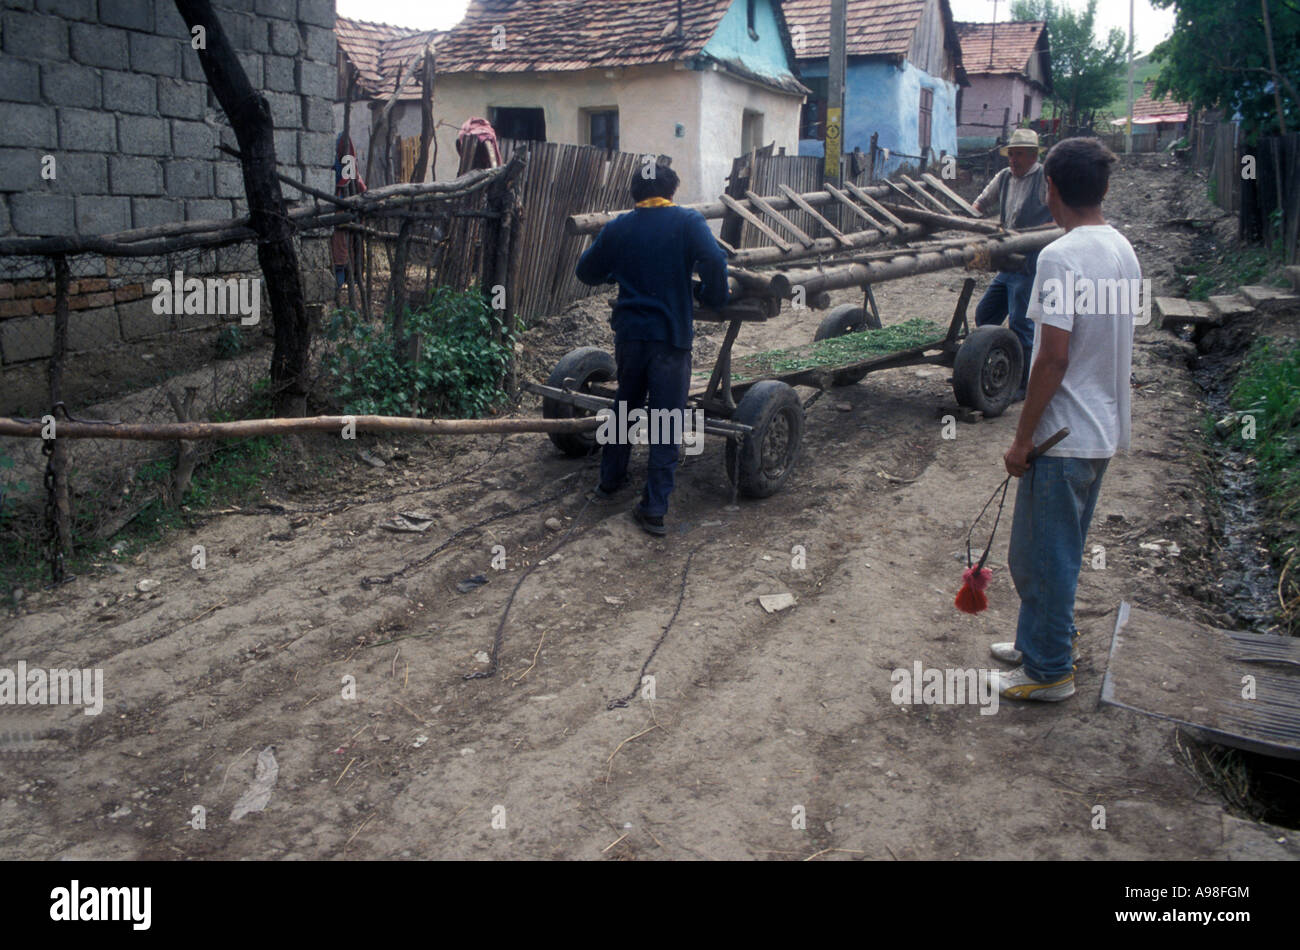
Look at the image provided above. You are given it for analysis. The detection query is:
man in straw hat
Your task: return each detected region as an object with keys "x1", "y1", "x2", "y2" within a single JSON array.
[{"x1": 971, "y1": 127, "x2": 1054, "y2": 400}]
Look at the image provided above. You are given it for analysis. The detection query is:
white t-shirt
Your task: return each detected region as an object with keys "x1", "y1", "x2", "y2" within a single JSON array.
[{"x1": 1025, "y1": 225, "x2": 1141, "y2": 459}]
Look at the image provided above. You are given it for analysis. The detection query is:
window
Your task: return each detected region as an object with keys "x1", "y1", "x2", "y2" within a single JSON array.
[
  {"x1": 1024, "y1": 94, "x2": 1033, "y2": 121},
  {"x1": 799, "y1": 76, "x2": 828, "y2": 139},
  {"x1": 741, "y1": 109, "x2": 765, "y2": 154},
  {"x1": 584, "y1": 109, "x2": 619, "y2": 151},
  {"x1": 918, "y1": 87, "x2": 934, "y2": 151},
  {"x1": 490, "y1": 107, "x2": 546, "y2": 142},
  {"x1": 955, "y1": 87, "x2": 963, "y2": 124},
  {"x1": 747, "y1": 0, "x2": 758, "y2": 40}
]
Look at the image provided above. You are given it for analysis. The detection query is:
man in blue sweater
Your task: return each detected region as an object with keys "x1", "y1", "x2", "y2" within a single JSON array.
[{"x1": 575, "y1": 162, "x2": 728, "y2": 536}]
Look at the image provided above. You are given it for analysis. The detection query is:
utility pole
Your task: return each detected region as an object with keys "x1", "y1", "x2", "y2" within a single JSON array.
[
  {"x1": 825, "y1": 0, "x2": 846, "y2": 222},
  {"x1": 989, "y1": 0, "x2": 997, "y2": 69},
  {"x1": 1125, "y1": 0, "x2": 1135, "y2": 154}
]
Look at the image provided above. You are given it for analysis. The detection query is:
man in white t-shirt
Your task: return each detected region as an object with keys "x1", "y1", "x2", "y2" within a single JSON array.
[{"x1": 986, "y1": 136, "x2": 1140, "y2": 703}]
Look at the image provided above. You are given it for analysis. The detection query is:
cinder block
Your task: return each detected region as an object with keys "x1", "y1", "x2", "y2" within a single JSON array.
[
  {"x1": 235, "y1": 51, "x2": 263, "y2": 88},
  {"x1": 69, "y1": 305, "x2": 121, "y2": 349},
  {"x1": 0, "y1": 315, "x2": 54, "y2": 362},
  {"x1": 1208, "y1": 295, "x2": 1253, "y2": 320},
  {"x1": 69, "y1": 22, "x2": 128, "y2": 69},
  {"x1": 265, "y1": 55, "x2": 295, "y2": 92},
  {"x1": 59, "y1": 107, "x2": 117, "y2": 152},
  {"x1": 41, "y1": 61, "x2": 101, "y2": 109},
  {"x1": 269, "y1": 18, "x2": 299, "y2": 55},
  {"x1": 100, "y1": 0, "x2": 153, "y2": 32},
  {"x1": 0, "y1": 58, "x2": 41, "y2": 104},
  {"x1": 118, "y1": 296, "x2": 171, "y2": 340},
  {"x1": 297, "y1": 0, "x2": 336, "y2": 28},
  {"x1": 103, "y1": 72, "x2": 156, "y2": 115},
  {"x1": 181, "y1": 48, "x2": 206, "y2": 83},
  {"x1": 49, "y1": 152, "x2": 108, "y2": 195},
  {"x1": 302, "y1": 24, "x2": 336, "y2": 63},
  {"x1": 171, "y1": 119, "x2": 216, "y2": 159},
  {"x1": 0, "y1": 103, "x2": 57, "y2": 148},
  {"x1": 298, "y1": 131, "x2": 334, "y2": 166},
  {"x1": 129, "y1": 31, "x2": 181, "y2": 76},
  {"x1": 164, "y1": 160, "x2": 211, "y2": 197},
  {"x1": 156, "y1": 78, "x2": 205, "y2": 120},
  {"x1": 117, "y1": 115, "x2": 169, "y2": 155},
  {"x1": 272, "y1": 129, "x2": 298, "y2": 165},
  {"x1": 0, "y1": 148, "x2": 44, "y2": 194},
  {"x1": 303, "y1": 96, "x2": 333, "y2": 132},
  {"x1": 247, "y1": 15, "x2": 270, "y2": 53},
  {"x1": 184, "y1": 198, "x2": 232, "y2": 221},
  {"x1": 75, "y1": 195, "x2": 131, "y2": 234},
  {"x1": 255, "y1": 0, "x2": 296, "y2": 19},
  {"x1": 9, "y1": 193, "x2": 74, "y2": 235},
  {"x1": 154, "y1": 0, "x2": 189, "y2": 39},
  {"x1": 36, "y1": 0, "x2": 97, "y2": 22},
  {"x1": 109, "y1": 155, "x2": 163, "y2": 195},
  {"x1": 301, "y1": 164, "x2": 333, "y2": 195},
  {"x1": 214, "y1": 161, "x2": 244, "y2": 198},
  {"x1": 298, "y1": 60, "x2": 335, "y2": 100},
  {"x1": 131, "y1": 196, "x2": 183, "y2": 229},
  {"x1": 266, "y1": 92, "x2": 301, "y2": 129},
  {"x1": 2, "y1": 11, "x2": 69, "y2": 60}
]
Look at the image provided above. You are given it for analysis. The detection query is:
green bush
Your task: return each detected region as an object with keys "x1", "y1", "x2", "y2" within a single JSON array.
[{"x1": 323, "y1": 287, "x2": 515, "y2": 418}]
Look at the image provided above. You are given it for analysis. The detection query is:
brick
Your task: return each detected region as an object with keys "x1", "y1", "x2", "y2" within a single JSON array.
[
  {"x1": 154, "y1": 0, "x2": 189, "y2": 39},
  {"x1": 118, "y1": 297, "x2": 170, "y2": 341},
  {"x1": 0, "y1": 58, "x2": 40, "y2": 104},
  {"x1": 1, "y1": 315, "x2": 54, "y2": 361},
  {"x1": 100, "y1": 0, "x2": 153, "y2": 32},
  {"x1": 302, "y1": 24, "x2": 336, "y2": 63},
  {"x1": 41, "y1": 62, "x2": 101, "y2": 109},
  {"x1": 109, "y1": 155, "x2": 163, "y2": 195},
  {"x1": 266, "y1": 92, "x2": 302, "y2": 129},
  {"x1": 0, "y1": 148, "x2": 44, "y2": 193},
  {"x1": 30, "y1": 297, "x2": 55, "y2": 314},
  {"x1": 269, "y1": 18, "x2": 299, "y2": 55},
  {"x1": 59, "y1": 107, "x2": 117, "y2": 152},
  {"x1": 255, "y1": 0, "x2": 295, "y2": 19},
  {"x1": 76, "y1": 292, "x2": 115, "y2": 310},
  {"x1": 36, "y1": 0, "x2": 96, "y2": 21},
  {"x1": 184, "y1": 198, "x2": 232, "y2": 221},
  {"x1": 214, "y1": 161, "x2": 244, "y2": 198},
  {"x1": 299, "y1": 60, "x2": 335, "y2": 100},
  {"x1": 272, "y1": 129, "x2": 297, "y2": 165},
  {"x1": 48, "y1": 152, "x2": 108, "y2": 195},
  {"x1": 265, "y1": 54, "x2": 295, "y2": 92},
  {"x1": 303, "y1": 96, "x2": 333, "y2": 133},
  {"x1": 114, "y1": 284, "x2": 145, "y2": 303},
  {"x1": 69, "y1": 22, "x2": 128, "y2": 69},
  {"x1": 298, "y1": 131, "x2": 334, "y2": 167},
  {"x1": 2, "y1": 11, "x2": 68, "y2": 60},
  {"x1": 0, "y1": 103, "x2": 57, "y2": 148},
  {"x1": 9, "y1": 193, "x2": 74, "y2": 235},
  {"x1": 69, "y1": 305, "x2": 121, "y2": 349},
  {"x1": 164, "y1": 160, "x2": 211, "y2": 196},
  {"x1": 75, "y1": 195, "x2": 131, "y2": 234},
  {"x1": 14, "y1": 280, "x2": 51, "y2": 299},
  {"x1": 76, "y1": 278, "x2": 108, "y2": 293},
  {"x1": 117, "y1": 115, "x2": 170, "y2": 155},
  {"x1": 129, "y1": 31, "x2": 181, "y2": 76},
  {"x1": 0, "y1": 285, "x2": 13, "y2": 300},
  {"x1": 171, "y1": 119, "x2": 216, "y2": 158},
  {"x1": 298, "y1": 0, "x2": 336, "y2": 28},
  {"x1": 103, "y1": 72, "x2": 156, "y2": 114},
  {"x1": 0, "y1": 299, "x2": 35, "y2": 317},
  {"x1": 131, "y1": 197, "x2": 183, "y2": 229}
]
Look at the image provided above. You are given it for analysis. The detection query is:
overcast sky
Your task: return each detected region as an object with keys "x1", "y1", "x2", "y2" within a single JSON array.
[{"x1": 335, "y1": 0, "x2": 1177, "y2": 58}]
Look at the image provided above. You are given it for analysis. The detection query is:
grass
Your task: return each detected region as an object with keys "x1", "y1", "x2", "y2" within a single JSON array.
[{"x1": 1185, "y1": 245, "x2": 1286, "y2": 301}]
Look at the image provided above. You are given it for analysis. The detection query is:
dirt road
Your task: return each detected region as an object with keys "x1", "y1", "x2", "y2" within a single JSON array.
[{"x1": 2, "y1": 156, "x2": 1289, "y2": 860}]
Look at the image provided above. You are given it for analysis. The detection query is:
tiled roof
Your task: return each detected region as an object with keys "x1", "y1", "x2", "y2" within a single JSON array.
[
  {"x1": 783, "y1": 0, "x2": 930, "y2": 60},
  {"x1": 336, "y1": 17, "x2": 440, "y2": 97},
  {"x1": 955, "y1": 20, "x2": 1045, "y2": 75},
  {"x1": 1130, "y1": 80, "x2": 1191, "y2": 120}
]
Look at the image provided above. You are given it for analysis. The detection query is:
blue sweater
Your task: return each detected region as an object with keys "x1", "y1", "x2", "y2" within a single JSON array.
[{"x1": 575, "y1": 205, "x2": 728, "y2": 351}]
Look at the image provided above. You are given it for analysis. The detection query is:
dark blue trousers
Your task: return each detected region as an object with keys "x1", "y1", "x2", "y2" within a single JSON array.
[
  {"x1": 975, "y1": 269, "x2": 1035, "y2": 388},
  {"x1": 599, "y1": 338, "x2": 692, "y2": 518}
]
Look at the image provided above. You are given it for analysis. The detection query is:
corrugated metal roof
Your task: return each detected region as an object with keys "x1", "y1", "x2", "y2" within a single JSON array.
[{"x1": 954, "y1": 20, "x2": 1045, "y2": 76}]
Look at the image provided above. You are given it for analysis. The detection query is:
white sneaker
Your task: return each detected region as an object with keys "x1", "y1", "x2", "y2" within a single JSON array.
[
  {"x1": 990, "y1": 639, "x2": 1081, "y2": 665},
  {"x1": 985, "y1": 665, "x2": 1075, "y2": 702}
]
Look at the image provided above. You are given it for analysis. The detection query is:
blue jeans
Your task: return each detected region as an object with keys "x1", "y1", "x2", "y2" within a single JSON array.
[
  {"x1": 599, "y1": 338, "x2": 692, "y2": 518},
  {"x1": 1007, "y1": 456, "x2": 1109, "y2": 681},
  {"x1": 975, "y1": 269, "x2": 1035, "y2": 387}
]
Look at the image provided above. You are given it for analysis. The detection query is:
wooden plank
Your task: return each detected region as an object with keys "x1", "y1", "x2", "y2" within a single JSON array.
[
  {"x1": 824, "y1": 183, "x2": 884, "y2": 231},
  {"x1": 774, "y1": 184, "x2": 850, "y2": 245},
  {"x1": 745, "y1": 189, "x2": 815, "y2": 246},
  {"x1": 720, "y1": 193, "x2": 793, "y2": 252},
  {"x1": 844, "y1": 181, "x2": 906, "y2": 228},
  {"x1": 922, "y1": 172, "x2": 980, "y2": 216},
  {"x1": 881, "y1": 177, "x2": 921, "y2": 207},
  {"x1": 901, "y1": 175, "x2": 952, "y2": 214}
]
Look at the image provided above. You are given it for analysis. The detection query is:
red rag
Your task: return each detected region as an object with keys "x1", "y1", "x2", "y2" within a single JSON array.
[{"x1": 954, "y1": 565, "x2": 992, "y2": 614}]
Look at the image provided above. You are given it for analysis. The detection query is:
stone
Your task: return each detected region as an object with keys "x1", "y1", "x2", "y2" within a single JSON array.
[
  {"x1": 59, "y1": 107, "x2": 117, "y2": 152},
  {"x1": 2, "y1": 11, "x2": 69, "y2": 61},
  {"x1": 100, "y1": 0, "x2": 153, "y2": 32},
  {"x1": 118, "y1": 297, "x2": 171, "y2": 340},
  {"x1": 156, "y1": 78, "x2": 205, "y2": 120},
  {"x1": 164, "y1": 159, "x2": 211, "y2": 197},
  {"x1": 41, "y1": 62, "x2": 100, "y2": 109},
  {"x1": 131, "y1": 197, "x2": 183, "y2": 229},
  {"x1": 0, "y1": 58, "x2": 40, "y2": 103},
  {"x1": 128, "y1": 31, "x2": 181, "y2": 76},
  {"x1": 171, "y1": 119, "x2": 216, "y2": 159},
  {"x1": 1207, "y1": 295, "x2": 1253, "y2": 320},
  {"x1": 0, "y1": 103, "x2": 57, "y2": 149},
  {"x1": 0, "y1": 314, "x2": 54, "y2": 362},
  {"x1": 49, "y1": 152, "x2": 108, "y2": 195},
  {"x1": 1155, "y1": 297, "x2": 1218, "y2": 329},
  {"x1": 1238, "y1": 284, "x2": 1300, "y2": 313},
  {"x1": 0, "y1": 148, "x2": 44, "y2": 193},
  {"x1": 9, "y1": 193, "x2": 74, "y2": 235}
]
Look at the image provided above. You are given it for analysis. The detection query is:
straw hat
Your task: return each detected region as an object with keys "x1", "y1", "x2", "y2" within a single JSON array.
[{"x1": 999, "y1": 128, "x2": 1043, "y2": 156}]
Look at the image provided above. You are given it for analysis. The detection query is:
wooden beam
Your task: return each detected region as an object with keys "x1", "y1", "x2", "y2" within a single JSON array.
[
  {"x1": 720, "y1": 193, "x2": 793, "y2": 252},
  {"x1": 775, "y1": 184, "x2": 850, "y2": 245},
  {"x1": 880, "y1": 178, "x2": 918, "y2": 206},
  {"x1": 824, "y1": 183, "x2": 885, "y2": 231},
  {"x1": 901, "y1": 175, "x2": 953, "y2": 214},
  {"x1": 922, "y1": 172, "x2": 980, "y2": 216},
  {"x1": 745, "y1": 189, "x2": 815, "y2": 247},
  {"x1": 844, "y1": 181, "x2": 906, "y2": 228},
  {"x1": 879, "y1": 202, "x2": 1003, "y2": 234}
]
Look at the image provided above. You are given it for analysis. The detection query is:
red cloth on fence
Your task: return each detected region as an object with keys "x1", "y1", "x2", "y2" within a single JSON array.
[{"x1": 456, "y1": 117, "x2": 503, "y2": 175}]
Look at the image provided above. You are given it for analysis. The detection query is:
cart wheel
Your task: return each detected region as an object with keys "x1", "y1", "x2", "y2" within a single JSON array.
[
  {"x1": 725, "y1": 381, "x2": 804, "y2": 498},
  {"x1": 952, "y1": 326, "x2": 1023, "y2": 419},
  {"x1": 813, "y1": 305, "x2": 880, "y2": 385},
  {"x1": 543, "y1": 347, "x2": 615, "y2": 457}
]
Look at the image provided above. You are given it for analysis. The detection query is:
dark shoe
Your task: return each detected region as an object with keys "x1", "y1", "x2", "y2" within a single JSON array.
[
  {"x1": 631, "y1": 507, "x2": 667, "y2": 537},
  {"x1": 590, "y1": 482, "x2": 621, "y2": 505},
  {"x1": 1012, "y1": 388, "x2": 1027, "y2": 403}
]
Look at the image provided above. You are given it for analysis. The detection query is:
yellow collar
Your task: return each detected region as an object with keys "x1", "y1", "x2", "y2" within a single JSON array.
[{"x1": 635, "y1": 198, "x2": 675, "y2": 208}]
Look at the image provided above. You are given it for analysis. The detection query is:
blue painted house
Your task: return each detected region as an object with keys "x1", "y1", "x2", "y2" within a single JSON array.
[{"x1": 784, "y1": 0, "x2": 967, "y2": 177}]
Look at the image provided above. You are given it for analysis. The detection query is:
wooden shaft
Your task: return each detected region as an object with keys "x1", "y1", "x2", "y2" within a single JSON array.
[
  {"x1": 879, "y1": 202, "x2": 1004, "y2": 234},
  {"x1": 725, "y1": 222, "x2": 927, "y2": 267}
]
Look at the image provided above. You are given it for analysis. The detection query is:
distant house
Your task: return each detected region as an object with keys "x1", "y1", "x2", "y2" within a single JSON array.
[
  {"x1": 334, "y1": 0, "x2": 810, "y2": 205},
  {"x1": 954, "y1": 20, "x2": 1051, "y2": 149},
  {"x1": 1109, "y1": 81, "x2": 1192, "y2": 152},
  {"x1": 785, "y1": 0, "x2": 967, "y2": 177}
]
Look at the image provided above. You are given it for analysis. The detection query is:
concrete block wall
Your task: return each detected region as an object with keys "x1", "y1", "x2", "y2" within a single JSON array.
[{"x1": 0, "y1": 0, "x2": 339, "y2": 409}]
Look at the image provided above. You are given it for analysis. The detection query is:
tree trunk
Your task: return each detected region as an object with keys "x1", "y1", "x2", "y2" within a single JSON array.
[{"x1": 175, "y1": 0, "x2": 309, "y2": 417}]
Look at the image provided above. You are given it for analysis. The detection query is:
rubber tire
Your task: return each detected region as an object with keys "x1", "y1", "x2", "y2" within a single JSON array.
[
  {"x1": 725, "y1": 380, "x2": 805, "y2": 498},
  {"x1": 952, "y1": 326, "x2": 1023, "y2": 419},
  {"x1": 542, "y1": 347, "x2": 616, "y2": 457},
  {"x1": 812, "y1": 304, "x2": 881, "y2": 386}
]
